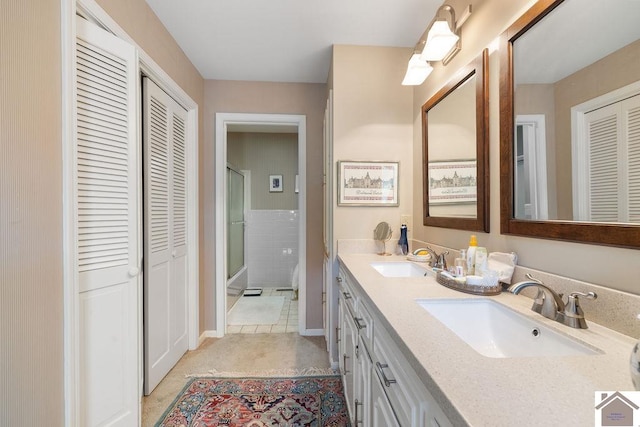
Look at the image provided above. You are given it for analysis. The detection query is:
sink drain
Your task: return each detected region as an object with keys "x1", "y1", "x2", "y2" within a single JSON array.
[{"x1": 531, "y1": 327, "x2": 541, "y2": 337}]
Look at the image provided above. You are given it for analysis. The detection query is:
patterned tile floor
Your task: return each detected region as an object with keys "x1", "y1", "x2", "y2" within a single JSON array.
[{"x1": 227, "y1": 288, "x2": 298, "y2": 334}]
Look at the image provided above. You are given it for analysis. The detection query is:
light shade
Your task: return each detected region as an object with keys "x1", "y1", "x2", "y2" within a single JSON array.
[
  {"x1": 401, "y1": 54, "x2": 433, "y2": 86},
  {"x1": 420, "y1": 20, "x2": 459, "y2": 61}
]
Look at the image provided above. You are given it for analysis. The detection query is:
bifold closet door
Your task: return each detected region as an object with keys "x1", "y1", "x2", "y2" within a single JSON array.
[
  {"x1": 143, "y1": 77, "x2": 188, "y2": 395},
  {"x1": 76, "y1": 17, "x2": 140, "y2": 426}
]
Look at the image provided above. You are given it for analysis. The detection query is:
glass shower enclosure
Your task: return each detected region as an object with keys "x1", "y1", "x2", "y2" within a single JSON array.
[{"x1": 227, "y1": 166, "x2": 245, "y2": 279}]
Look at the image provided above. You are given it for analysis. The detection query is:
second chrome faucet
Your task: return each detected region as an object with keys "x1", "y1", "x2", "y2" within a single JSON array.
[{"x1": 507, "y1": 273, "x2": 597, "y2": 329}]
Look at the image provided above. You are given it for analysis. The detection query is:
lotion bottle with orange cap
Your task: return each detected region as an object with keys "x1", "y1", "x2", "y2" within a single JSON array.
[{"x1": 466, "y1": 235, "x2": 478, "y2": 275}]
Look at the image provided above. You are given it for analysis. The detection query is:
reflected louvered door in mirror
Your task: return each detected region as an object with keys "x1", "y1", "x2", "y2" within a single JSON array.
[
  {"x1": 143, "y1": 77, "x2": 188, "y2": 394},
  {"x1": 75, "y1": 17, "x2": 139, "y2": 426},
  {"x1": 574, "y1": 94, "x2": 640, "y2": 223}
]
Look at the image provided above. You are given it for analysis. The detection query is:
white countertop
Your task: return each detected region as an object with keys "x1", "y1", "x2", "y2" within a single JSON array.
[{"x1": 338, "y1": 253, "x2": 637, "y2": 427}]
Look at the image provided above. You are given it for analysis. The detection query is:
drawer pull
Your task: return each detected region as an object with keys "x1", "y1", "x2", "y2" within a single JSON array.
[
  {"x1": 336, "y1": 326, "x2": 340, "y2": 343},
  {"x1": 342, "y1": 291, "x2": 352, "y2": 300},
  {"x1": 336, "y1": 276, "x2": 343, "y2": 283},
  {"x1": 354, "y1": 317, "x2": 366, "y2": 330},
  {"x1": 342, "y1": 354, "x2": 350, "y2": 375},
  {"x1": 376, "y1": 362, "x2": 397, "y2": 387}
]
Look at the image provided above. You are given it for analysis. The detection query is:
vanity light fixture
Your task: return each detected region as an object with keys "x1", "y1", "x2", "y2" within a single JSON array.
[
  {"x1": 402, "y1": 4, "x2": 472, "y2": 86},
  {"x1": 401, "y1": 53, "x2": 433, "y2": 86},
  {"x1": 421, "y1": 18, "x2": 459, "y2": 61}
]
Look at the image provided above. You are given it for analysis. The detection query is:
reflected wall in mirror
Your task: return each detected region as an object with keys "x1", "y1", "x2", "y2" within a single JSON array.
[
  {"x1": 500, "y1": 0, "x2": 640, "y2": 248},
  {"x1": 422, "y1": 49, "x2": 489, "y2": 232}
]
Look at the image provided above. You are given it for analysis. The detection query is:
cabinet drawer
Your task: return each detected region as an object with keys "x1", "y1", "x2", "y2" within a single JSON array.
[
  {"x1": 337, "y1": 267, "x2": 357, "y2": 315},
  {"x1": 373, "y1": 326, "x2": 420, "y2": 427},
  {"x1": 374, "y1": 325, "x2": 452, "y2": 427},
  {"x1": 356, "y1": 298, "x2": 374, "y2": 353}
]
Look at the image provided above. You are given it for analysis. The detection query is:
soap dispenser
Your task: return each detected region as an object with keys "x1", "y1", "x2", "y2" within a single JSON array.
[{"x1": 398, "y1": 224, "x2": 409, "y2": 255}]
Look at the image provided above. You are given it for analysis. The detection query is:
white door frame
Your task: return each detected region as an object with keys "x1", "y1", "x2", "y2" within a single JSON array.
[
  {"x1": 62, "y1": 0, "x2": 200, "y2": 424},
  {"x1": 215, "y1": 113, "x2": 307, "y2": 336},
  {"x1": 515, "y1": 114, "x2": 548, "y2": 220}
]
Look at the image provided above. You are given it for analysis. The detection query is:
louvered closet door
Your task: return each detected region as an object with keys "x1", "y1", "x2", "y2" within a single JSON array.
[
  {"x1": 623, "y1": 95, "x2": 640, "y2": 223},
  {"x1": 76, "y1": 17, "x2": 139, "y2": 426},
  {"x1": 585, "y1": 94, "x2": 640, "y2": 223},
  {"x1": 586, "y1": 103, "x2": 620, "y2": 222},
  {"x1": 143, "y1": 77, "x2": 188, "y2": 395}
]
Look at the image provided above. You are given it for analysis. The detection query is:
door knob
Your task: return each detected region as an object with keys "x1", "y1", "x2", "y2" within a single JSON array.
[{"x1": 128, "y1": 267, "x2": 140, "y2": 277}]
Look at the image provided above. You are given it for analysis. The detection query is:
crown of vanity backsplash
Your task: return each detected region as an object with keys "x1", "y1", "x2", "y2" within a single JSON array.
[{"x1": 337, "y1": 238, "x2": 640, "y2": 339}]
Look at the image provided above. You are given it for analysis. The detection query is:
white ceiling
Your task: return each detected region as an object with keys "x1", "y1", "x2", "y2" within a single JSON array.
[{"x1": 144, "y1": 0, "x2": 442, "y2": 83}]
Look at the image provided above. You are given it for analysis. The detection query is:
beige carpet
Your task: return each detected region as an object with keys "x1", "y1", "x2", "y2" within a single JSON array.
[{"x1": 142, "y1": 333, "x2": 332, "y2": 426}]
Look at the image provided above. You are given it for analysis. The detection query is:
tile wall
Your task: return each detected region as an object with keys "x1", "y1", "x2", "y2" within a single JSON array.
[{"x1": 247, "y1": 210, "x2": 299, "y2": 287}]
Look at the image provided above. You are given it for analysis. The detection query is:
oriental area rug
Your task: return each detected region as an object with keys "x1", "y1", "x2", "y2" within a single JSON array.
[{"x1": 155, "y1": 375, "x2": 350, "y2": 427}]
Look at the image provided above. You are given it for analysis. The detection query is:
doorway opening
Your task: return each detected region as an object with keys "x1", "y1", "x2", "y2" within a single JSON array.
[{"x1": 215, "y1": 113, "x2": 307, "y2": 337}]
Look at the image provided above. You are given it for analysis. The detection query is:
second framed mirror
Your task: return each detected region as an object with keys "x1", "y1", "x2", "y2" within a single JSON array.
[{"x1": 421, "y1": 49, "x2": 489, "y2": 232}]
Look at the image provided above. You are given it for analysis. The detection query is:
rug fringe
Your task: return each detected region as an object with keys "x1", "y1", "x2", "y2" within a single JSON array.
[{"x1": 186, "y1": 366, "x2": 339, "y2": 378}]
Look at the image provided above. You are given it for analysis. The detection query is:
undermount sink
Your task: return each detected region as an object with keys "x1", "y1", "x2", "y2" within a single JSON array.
[
  {"x1": 371, "y1": 262, "x2": 432, "y2": 278},
  {"x1": 416, "y1": 298, "x2": 600, "y2": 358}
]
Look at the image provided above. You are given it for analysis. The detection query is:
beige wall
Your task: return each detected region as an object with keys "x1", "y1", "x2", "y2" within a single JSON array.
[
  {"x1": 412, "y1": 0, "x2": 640, "y2": 295},
  {"x1": 228, "y1": 132, "x2": 299, "y2": 210},
  {"x1": 332, "y1": 45, "x2": 414, "y2": 242},
  {"x1": 95, "y1": 0, "x2": 207, "y2": 333},
  {"x1": 203, "y1": 80, "x2": 326, "y2": 330},
  {"x1": 1, "y1": 0, "x2": 64, "y2": 424}
]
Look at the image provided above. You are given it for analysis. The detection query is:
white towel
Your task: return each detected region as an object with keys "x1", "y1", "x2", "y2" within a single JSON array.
[{"x1": 487, "y1": 252, "x2": 518, "y2": 284}]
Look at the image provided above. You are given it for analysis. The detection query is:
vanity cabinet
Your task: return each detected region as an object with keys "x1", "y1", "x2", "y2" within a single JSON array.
[
  {"x1": 338, "y1": 265, "x2": 452, "y2": 427},
  {"x1": 338, "y1": 292, "x2": 357, "y2": 420},
  {"x1": 371, "y1": 368, "x2": 400, "y2": 427}
]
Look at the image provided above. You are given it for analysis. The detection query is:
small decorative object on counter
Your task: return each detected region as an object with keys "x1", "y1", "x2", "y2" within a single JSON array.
[
  {"x1": 407, "y1": 248, "x2": 431, "y2": 263},
  {"x1": 398, "y1": 224, "x2": 409, "y2": 255},
  {"x1": 454, "y1": 249, "x2": 467, "y2": 277},
  {"x1": 466, "y1": 235, "x2": 478, "y2": 275}
]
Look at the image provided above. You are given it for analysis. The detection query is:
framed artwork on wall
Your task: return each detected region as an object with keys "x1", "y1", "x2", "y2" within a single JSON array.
[
  {"x1": 269, "y1": 174, "x2": 283, "y2": 192},
  {"x1": 337, "y1": 161, "x2": 399, "y2": 206}
]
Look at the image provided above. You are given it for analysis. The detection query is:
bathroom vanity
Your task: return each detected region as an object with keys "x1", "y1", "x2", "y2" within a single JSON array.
[{"x1": 337, "y1": 253, "x2": 637, "y2": 426}]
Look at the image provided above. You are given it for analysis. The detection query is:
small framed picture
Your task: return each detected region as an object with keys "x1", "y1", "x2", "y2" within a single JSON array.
[
  {"x1": 269, "y1": 174, "x2": 283, "y2": 192},
  {"x1": 338, "y1": 161, "x2": 399, "y2": 206}
]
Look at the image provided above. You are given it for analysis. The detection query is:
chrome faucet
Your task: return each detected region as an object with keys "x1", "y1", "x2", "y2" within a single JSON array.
[
  {"x1": 415, "y1": 247, "x2": 448, "y2": 270},
  {"x1": 507, "y1": 274, "x2": 597, "y2": 329},
  {"x1": 563, "y1": 291, "x2": 598, "y2": 329}
]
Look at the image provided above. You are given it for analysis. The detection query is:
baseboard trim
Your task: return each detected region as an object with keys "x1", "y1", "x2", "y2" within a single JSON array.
[
  {"x1": 300, "y1": 328, "x2": 324, "y2": 336},
  {"x1": 202, "y1": 329, "x2": 223, "y2": 340}
]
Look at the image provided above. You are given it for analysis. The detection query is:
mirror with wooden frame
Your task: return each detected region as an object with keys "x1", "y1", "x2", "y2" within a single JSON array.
[
  {"x1": 422, "y1": 49, "x2": 489, "y2": 232},
  {"x1": 500, "y1": 0, "x2": 640, "y2": 248}
]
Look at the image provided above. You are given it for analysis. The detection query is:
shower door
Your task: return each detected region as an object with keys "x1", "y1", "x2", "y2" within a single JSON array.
[{"x1": 227, "y1": 167, "x2": 245, "y2": 279}]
